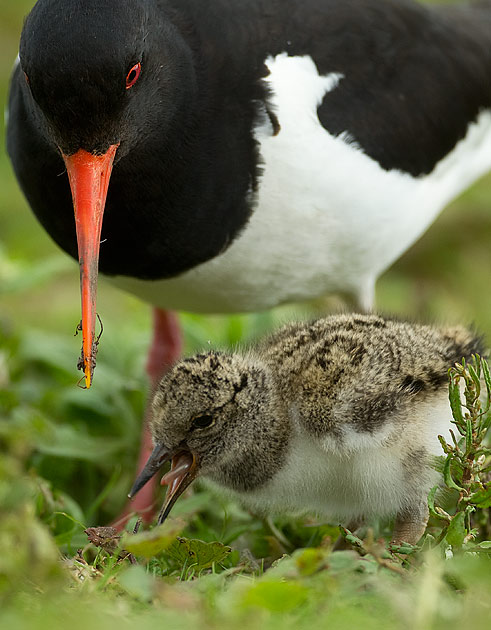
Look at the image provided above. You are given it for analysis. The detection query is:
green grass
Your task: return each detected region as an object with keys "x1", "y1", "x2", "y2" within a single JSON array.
[
  {"x1": 1, "y1": 349, "x2": 490, "y2": 630},
  {"x1": 1, "y1": 1, "x2": 491, "y2": 628}
]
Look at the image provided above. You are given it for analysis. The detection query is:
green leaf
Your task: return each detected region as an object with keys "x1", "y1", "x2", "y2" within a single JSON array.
[
  {"x1": 437, "y1": 435, "x2": 451, "y2": 455},
  {"x1": 389, "y1": 542, "x2": 418, "y2": 555},
  {"x1": 445, "y1": 512, "x2": 467, "y2": 548},
  {"x1": 241, "y1": 580, "x2": 309, "y2": 613},
  {"x1": 117, "y1": 565, "x2": 155, "y2": 601},
  {"x1": 448, "y1": 374, "x2": 464, "y2": 424},
  {"x1": 166, "y1": 537, "x2": 232, "y2": 571},
  {"x1": 326, "y1": 550, "x2": 361, "y2": 573},
  {"x1": 190, "y1": 539, "x2": 232, "y2": 570},
  {"x1": 443, "y1": 454, "x2": 464, "y2": 491},
  {"x1": 340, "y1": 527, "x2": 365, "y2": 551},
  {"x1": 294, "y1": 547, "x2": 329, "y2": 576},
  {"x1": 428, "y1": 485, "x2": 440, "y2": 519},
  {"x1": 468, "y1": 363, "x2": 481, "y2": 393},
  {"x1": 481, "y1": 359, "x2": 491, "y2": 410},
  {"x1": 122, "y1": 519, "x2": 184, "y2": 559},
  {"x1": 166, "y1": 536, "x2": 195, "y2": 566},
  {"x1": 469, "y1": 486, "x2": 491, "y2": 508},
  {"x1": 476, "y1": 541, "x2": 491, "y2": 549}
]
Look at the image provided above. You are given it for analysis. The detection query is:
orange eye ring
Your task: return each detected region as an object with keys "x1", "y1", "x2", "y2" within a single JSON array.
[{"x1": 126, "y1": 62, "x2": 141, "y2": 89}]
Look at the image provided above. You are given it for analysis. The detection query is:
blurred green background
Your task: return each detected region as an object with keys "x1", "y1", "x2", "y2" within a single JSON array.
[{"x1": 1, "y1": 0, "x2": 491, "y2": 519}]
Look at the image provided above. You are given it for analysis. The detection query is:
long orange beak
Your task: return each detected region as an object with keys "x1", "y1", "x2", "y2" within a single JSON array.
[{"x1": 62, "y1": 145, "x2": 119, "y2": 388}]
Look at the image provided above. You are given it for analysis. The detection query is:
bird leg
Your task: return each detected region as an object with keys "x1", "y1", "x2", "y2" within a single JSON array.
[
  {"x1": 391, "y1": 501, "x2": 429, "y2": 546},
  {"x1": 113, "y1": 308, "x2": 182, "y2": 528},
  {"x1": 145, "y1": 309, "x2": 183, "y2": 384}
]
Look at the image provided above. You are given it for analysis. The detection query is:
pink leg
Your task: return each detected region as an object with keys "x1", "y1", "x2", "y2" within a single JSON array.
[{"x1": 113, "y1": 309, "x2": 182, "y2": 528}]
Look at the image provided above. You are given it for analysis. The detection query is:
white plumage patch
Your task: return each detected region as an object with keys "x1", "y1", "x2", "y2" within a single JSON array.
[
  {"x1": 109, "y1": 53, "x2": 491, "y2": 313},
  {"x1": 235, "y1": 391, "x2": 452, "y2": 522}
]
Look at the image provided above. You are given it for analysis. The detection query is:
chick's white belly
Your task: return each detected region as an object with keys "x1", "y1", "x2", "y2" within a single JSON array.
[
  {"x1": 237, "y1": 438, "x2": 408, "y2": 521},
  {"x1": 107, "y1": 55, "x2": 491, "y2": 314},
  {"x1": 236, "y1": 435, "x2": 433, "y2": 522},
  {"x1": 236, "y1": 394, "x2": 452, "y2": 522}
]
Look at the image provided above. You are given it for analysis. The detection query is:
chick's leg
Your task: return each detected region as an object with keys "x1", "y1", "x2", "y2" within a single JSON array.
[{"x1": 391, "y1": 500, "x2": 429, "y2": 546}]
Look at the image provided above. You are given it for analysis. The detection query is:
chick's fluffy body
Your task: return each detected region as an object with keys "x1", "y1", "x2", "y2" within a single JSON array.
[{"x1": 150, "y1": 314, "x2": 483, "y2": 538}]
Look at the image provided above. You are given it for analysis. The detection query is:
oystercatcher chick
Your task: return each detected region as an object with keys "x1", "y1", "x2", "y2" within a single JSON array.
[
  {"x1": 7, "y1": 0, "x2": 491, "y2": 519},
  {"x1": 129, "y1": 314, "x2": 484, "y2": 545}
]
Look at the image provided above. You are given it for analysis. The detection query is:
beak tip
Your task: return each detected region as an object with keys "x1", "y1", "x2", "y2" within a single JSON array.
[
  {"x1": 84, "y1": 363, "x2": 92, "y2": 389},
  {"x1": 127, "y1": 482, "x2": 140, "y2": 500}
]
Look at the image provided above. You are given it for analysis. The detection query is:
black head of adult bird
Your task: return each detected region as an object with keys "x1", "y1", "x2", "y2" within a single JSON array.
[
  {"x1": 9, "y1": 0, "x2": 221, "y2": 387},
  {"x1": 7, "y1": 0, "x2": 491, "y2": 519}
]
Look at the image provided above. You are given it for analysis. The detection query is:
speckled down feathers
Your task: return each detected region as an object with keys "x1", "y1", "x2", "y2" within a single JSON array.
[
  {"x1": 149, "y1": 314, "x2": 484, "y2": 539},
  {"x1": 260, "y1": 314, "x2": 482, "y2": 437}
]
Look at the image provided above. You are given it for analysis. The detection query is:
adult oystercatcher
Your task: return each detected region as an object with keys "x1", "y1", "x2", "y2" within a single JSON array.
[{"x1": 7, "y1": 0, "x2": 491, "y2": 517}]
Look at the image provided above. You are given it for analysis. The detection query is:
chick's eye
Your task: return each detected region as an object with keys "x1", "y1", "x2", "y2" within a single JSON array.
[
  {"x1": 126, "y1": 62, "x2": 141, "y2": 89},
  {"x1": 192, "y1": 415, "x2": 214, "y2": 429}
]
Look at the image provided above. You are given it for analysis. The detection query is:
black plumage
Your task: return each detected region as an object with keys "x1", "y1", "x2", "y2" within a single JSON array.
[{"x1": 8, "y1": 0, "x2": 491, "y2": 279}]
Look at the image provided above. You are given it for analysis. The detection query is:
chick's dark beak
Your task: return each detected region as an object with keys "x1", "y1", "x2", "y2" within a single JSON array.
[
  {"x1": 128, "y1": 443, "x2": 171, "y2": 499},
  {"x1": 128, "y1": 445, "x2": 198, "y2": 525}
]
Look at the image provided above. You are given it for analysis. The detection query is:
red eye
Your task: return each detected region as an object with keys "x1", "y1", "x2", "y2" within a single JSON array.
[
  {"x1": 126, "y1": 62, "x2": 141, "y2": 89},
  {"x1": 24, "y1": 72, "x2": 30, "y2": 86}
]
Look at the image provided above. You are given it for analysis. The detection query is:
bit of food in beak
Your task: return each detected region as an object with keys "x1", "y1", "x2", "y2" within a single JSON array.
[
  {"x1": 128, "y1": 446, "x2": 198, "y2": 525},
  {"x1": 62, "y1": 144, "x2": 119, "y2": 388}
]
